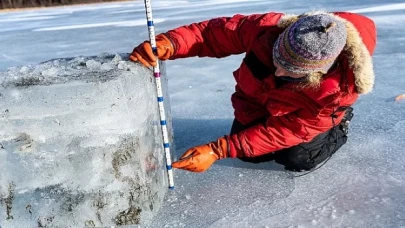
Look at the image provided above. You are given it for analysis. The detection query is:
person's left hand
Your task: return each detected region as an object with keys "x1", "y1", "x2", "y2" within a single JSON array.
[{"x1": 172, "y1": 137, "x2": 228, "y2": 172}]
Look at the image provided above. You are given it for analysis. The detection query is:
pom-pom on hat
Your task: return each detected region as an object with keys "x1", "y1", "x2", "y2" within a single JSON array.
[{"x1": 273, "y1": 13, "x2": 347, "y2": 74}]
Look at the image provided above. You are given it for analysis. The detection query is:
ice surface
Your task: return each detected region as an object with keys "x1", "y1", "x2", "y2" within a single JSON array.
[
  {"x1": 0, "y1": 54, "x2": 173, "y2": 227},
  {"x1": 32, "y1": 19, "x2": 166, "y2": 32},
  {"x1": 1, "y1": 1, "x2": 405, "y2": 228}
]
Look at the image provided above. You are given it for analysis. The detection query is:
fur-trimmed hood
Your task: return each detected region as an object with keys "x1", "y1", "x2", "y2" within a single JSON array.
[{"x1": 277, "y1": 12, "x2": 376, "y2": 94}]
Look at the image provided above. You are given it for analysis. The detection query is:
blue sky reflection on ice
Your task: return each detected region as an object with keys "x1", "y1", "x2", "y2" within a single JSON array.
[{"x1": 1, "y1": 0, "x2": 405, "y2": 227}]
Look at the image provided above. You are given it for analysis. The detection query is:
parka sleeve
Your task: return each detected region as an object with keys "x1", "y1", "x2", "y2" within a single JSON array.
[{"x1": 165, "y1": 13, "x2": 283, "y2": 59}]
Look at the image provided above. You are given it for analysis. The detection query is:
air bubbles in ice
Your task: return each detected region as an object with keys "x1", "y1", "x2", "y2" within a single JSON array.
[
  {"x1": 41, "y1": 67, "x2": 60, "y2": 77},
  {"x1": 118, "y1": 61, "x2": 127, "y2": 70},
  {"x1": 112, "y1": 54, "x2": 123, "y2": 64},
  {"x1": 86, "y1": 59, "x2": 102, "y2": 70},
  {"x1": 100, "y1": 63, "x2": 114, "y2": 71},
  {"x1": 1, "y1": 53, "x2": 131, "y2": 87},
  {"x1": 19, "y1": 66, "x2": 30, "y2": 74}
]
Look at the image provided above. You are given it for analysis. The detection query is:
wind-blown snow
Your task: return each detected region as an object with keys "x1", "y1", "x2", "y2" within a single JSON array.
[
  {"x1": 1, "y1": 0, "x2": 405, "y2": 227},
  {"x1": 2, "y1": 16, "x2": 58, "y2": 22},
  {"x1": 33, "y1": 18, "x2": 165, "y2": 31}
]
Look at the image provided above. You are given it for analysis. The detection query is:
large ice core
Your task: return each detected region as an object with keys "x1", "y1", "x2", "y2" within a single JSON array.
[{"x1": 0, "y1": 54, "x2": 172, "y2": 227}]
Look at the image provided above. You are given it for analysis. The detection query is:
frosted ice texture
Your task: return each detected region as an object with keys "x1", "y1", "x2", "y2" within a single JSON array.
[{"x1": 0, "y1": 54, "x2": 173, "y2": 227}]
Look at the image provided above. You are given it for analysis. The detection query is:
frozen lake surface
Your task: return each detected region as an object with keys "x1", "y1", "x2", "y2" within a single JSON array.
[{"x1": 1, "y1": 0, "x2": 405, "y2": 227}]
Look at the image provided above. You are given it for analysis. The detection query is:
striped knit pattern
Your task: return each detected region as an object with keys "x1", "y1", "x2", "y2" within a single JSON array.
[{"x1": 273, "y1": 14, "x2": 347, "y2": 74}]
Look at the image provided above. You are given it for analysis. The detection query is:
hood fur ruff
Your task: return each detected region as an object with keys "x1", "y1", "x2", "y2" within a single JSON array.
[{"x1": 277, "y1": 12, "x2": 375, "y2": 94}]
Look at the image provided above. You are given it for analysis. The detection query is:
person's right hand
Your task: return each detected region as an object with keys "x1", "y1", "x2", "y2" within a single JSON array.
[
  {"x1": 172, "y1": 137, "x2": 229, "y2": 172},
  {"x1": 129, "y1": 34, "x2": 174, "y2": 67}
]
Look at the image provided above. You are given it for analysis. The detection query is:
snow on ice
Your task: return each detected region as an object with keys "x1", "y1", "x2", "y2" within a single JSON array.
[{"x1": 1, "y1": 0, "x2": 405, "y2": 227}]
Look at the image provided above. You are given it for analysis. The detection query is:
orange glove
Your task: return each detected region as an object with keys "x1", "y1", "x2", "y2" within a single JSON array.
[
  {"x1": 129, "y1": 34, "x2": 174, "y2": 67},
  {"x1": 172, "y1": 137, "x2": 229, "y2": 172}
]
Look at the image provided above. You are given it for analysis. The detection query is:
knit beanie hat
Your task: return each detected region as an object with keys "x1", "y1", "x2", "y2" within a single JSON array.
[{"x1": 273, "y1": 13, "x2": 347, "y2": 74}]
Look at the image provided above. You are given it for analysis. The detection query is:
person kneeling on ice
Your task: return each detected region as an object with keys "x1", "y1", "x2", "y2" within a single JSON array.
[{"x1": 129, "y1": 11, "x2": 376, "y2": 172}]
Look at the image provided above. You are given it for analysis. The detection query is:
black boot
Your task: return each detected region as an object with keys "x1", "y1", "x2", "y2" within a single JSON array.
[{"x1": 340, "y1": 106, "x2": 354, "y2": 135}]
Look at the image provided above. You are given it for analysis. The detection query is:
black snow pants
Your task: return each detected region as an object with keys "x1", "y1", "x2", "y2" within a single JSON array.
[{"x1": 230, "y1": 107, "x2": 353, "y2": 171}]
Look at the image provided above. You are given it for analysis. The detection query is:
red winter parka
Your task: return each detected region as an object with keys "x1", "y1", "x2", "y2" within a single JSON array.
[{"x1": 165, "y1": 12, "x2": 376, "y2": 158}]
